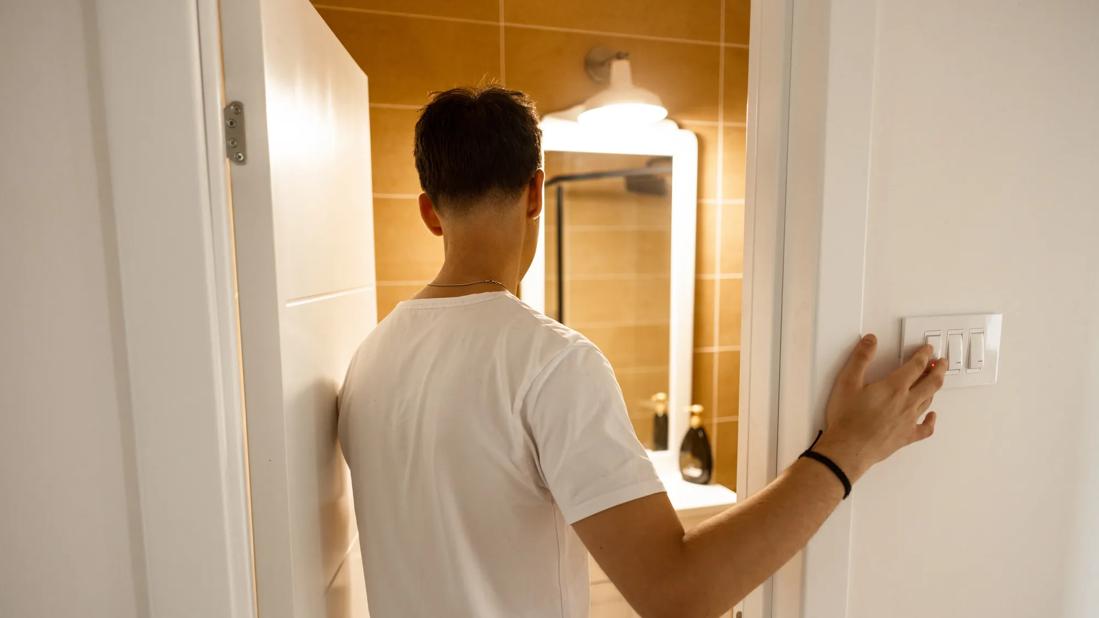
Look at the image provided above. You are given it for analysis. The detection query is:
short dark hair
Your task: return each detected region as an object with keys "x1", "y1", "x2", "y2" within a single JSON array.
[{"x1": 414, "y1": 86, "x2": 542, "y2": 212}]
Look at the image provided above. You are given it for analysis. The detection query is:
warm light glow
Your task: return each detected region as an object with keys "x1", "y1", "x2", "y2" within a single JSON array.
[
  {"x1": 576, "y1": 57, "x2": 669, "y2": 128},
  {"x1": 577, "y1": 102, "x2": 669, "y2": 127}
]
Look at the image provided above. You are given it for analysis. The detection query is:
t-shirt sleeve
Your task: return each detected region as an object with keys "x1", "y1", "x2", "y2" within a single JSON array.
[{"x1": 521, "y1": 342, "x2": 666, "y2": 524}]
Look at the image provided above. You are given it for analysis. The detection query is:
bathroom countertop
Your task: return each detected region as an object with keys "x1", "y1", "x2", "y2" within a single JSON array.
[
  {"x1": 658, "y1": 470, "x2": 738, "y2": 514},
  {"x1": 647, "y1": 450, "x2": 738, "y2": 514},
  {"x1": 587, "y1": 457, "x2": 738, "y2": 587},
  {"x1": 587, "y1": 469, "x2": 737, "y2": 587}
]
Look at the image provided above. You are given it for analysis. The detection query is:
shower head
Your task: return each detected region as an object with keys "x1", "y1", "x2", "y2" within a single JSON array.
[
  {"x1": 624, "y1": 157, "x2": 671, "y2": 196},
  {"x1": 624, "y1": 173, "x2": 667, "y2": 196}
]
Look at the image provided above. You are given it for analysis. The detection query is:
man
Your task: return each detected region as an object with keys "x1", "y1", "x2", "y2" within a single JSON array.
[{"x1": 338, "y1": 86, "x2": 945, "y2": 617}]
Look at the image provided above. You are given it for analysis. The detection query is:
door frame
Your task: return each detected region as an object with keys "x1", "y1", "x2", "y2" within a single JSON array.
[
  {"x1": 740, "y1": 0, "x2": 875, "y2": 616},
  {"x1": 736, "y1": 0, "x2": 794, "y2": 615},
  {"x1": 88, "y1": 0, "x2": 256, "y2": 616},
  {"x1": 779, "y1": 0, "x2": 879, "y2": 614}
]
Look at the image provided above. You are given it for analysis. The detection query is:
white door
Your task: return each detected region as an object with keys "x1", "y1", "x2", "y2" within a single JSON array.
[
  {"x1": 776, "y1": 1, "x2": 1099, "y2": 618},
  {"x1": 219, "y1": 1, "x2": 376, "y2": 616}
]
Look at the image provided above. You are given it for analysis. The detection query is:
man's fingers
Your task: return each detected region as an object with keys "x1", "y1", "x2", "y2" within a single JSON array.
[
  {"x1": 891, "y1": 344, "x2": 934, "y2": 389},
  {"x1": 908, "y1": 357, "x2": 947, "y2": 403},
  {"x1": 913, "y1": 410, "x2": 937, "y2": 442},
  {"x1": 837, "y1": 334, "x2": 878, "y2": 389},
  {"x1": 909, "y1": 397, "x2": 933, "y2": 418}
]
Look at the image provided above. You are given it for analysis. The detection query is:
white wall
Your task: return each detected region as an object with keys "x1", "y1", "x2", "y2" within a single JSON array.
[
  {"x1": 1, "y1": 1, "x2": 256, "y2": 617},
  {"x1": 0, "y1": 2, "x2": 144, "y2": 616},
  {"x1": 845, "y1": 1, "x2": 1099, "y2": 617}
]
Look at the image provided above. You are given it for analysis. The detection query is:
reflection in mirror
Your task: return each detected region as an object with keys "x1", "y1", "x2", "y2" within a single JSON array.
[{"x1": 543, "y1": 151, "x2": 673, "y2": 450}]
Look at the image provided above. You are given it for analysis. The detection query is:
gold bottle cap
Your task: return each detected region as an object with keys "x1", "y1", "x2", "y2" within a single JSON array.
[
  {"x1": 651, "y1": 392, "x2": 668, "y2": 415},
  {"x1": 688, "y1": 404, "x2": 704, "y2": 428}
]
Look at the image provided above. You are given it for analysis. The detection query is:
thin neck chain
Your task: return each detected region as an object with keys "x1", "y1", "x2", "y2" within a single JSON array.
[{"x1": 426, "y1": 279, "x2": 508, "y2": 290}]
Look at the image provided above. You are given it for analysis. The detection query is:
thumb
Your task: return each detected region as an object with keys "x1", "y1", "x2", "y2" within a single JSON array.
[{"x1": 913, "y1": 411, "x2": 937, "y2": 442}]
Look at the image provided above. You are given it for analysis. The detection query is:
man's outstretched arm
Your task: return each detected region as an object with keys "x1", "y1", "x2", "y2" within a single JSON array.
[{"x1": 573, "y1": 335, "x2": 946, "y2": 618}]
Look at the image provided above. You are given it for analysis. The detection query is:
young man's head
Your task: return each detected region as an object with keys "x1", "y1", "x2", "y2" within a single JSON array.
[{"x1": 414, "y1": 86, "x2": 545, "y2": 280}]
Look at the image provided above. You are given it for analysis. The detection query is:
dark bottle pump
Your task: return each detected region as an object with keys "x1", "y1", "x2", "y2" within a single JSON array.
[
  {"x1": 651, "y1": 392, "x2": 669, "y2": 451},
  {"x1": 679, "y1": 404, "x2": 713, "y2": 484}
]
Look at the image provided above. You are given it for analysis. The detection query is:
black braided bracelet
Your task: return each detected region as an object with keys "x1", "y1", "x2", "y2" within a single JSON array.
[{"x1": 799, "y1": 430, "x2": 852, "y2": 499}]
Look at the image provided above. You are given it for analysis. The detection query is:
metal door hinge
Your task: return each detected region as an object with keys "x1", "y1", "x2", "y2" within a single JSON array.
[{"x1": 224, "y1": 101, "x2": 247, "y2": 164}]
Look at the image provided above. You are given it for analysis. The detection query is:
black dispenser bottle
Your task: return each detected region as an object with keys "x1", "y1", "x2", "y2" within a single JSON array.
[
  {"x1": 651, "y1": 392, "x2": 669, "y2": 450},
  {"x1": 679, "y1": 404, "x2": 713, "y2": 484}
]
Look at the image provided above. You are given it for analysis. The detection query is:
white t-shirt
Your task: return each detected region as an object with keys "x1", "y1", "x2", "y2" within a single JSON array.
[{"x1": 338, "y1": 291, "x2": 665, "y2": 617}]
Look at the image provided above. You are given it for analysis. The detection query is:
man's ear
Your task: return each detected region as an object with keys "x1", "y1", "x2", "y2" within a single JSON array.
[
  {"x1": 526, "y1": 169, "x2": 545, "y2": 220},
  {"x1": 418, "y1": 193, "x2": 444, "y2": 237}
]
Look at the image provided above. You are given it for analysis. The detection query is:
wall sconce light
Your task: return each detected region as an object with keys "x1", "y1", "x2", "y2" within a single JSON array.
[{"x1": 577, "y1": 47, "x2": 669, "y2": 127}]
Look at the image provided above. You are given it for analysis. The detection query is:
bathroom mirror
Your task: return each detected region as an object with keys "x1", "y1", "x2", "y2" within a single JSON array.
[{"x1": 522, "y1": 111, "x2": 698, "y2": 454}]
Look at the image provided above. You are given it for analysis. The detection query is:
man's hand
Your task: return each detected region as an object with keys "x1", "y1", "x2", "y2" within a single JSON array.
[{"x1": 814, "y1": 334, "x2": 946, "y2": 483}]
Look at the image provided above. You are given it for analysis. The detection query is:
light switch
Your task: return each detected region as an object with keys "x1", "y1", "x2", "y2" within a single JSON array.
[
  {"x1": 968, "y1": 331, "x2": 985, "y2": 371},
  {"x1": 924, "y1": 331, "x2": 944, "y2": 358},
  {"x1": 901, "y1": 313, "x2": 1003, "y2": 389},
  {"x1": 946, "y1": 331, "x2": 964, "y2": 373}
]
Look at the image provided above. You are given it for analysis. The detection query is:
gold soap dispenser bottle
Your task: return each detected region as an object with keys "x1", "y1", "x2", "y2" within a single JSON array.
[{"x1": 679, "y1": 404, "x2": 713, "y2": 484}]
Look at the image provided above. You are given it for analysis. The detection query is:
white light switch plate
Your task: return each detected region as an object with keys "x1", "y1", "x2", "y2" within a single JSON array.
[{"x1": 900, "y1": 313, "x2": 1003, "y2": 388}]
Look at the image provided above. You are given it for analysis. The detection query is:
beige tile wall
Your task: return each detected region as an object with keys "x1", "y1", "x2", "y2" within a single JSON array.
[{"x1": 314, "y1": 0, "x2": 749, "y2": 487}]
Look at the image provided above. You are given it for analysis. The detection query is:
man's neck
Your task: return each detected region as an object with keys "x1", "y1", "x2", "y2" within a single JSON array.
[{"x1": 416, "y1": 232, "x2": 524, "y2": 300}]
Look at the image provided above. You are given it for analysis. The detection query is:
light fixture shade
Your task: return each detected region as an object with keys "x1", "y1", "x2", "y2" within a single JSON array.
[{"x1": 578, "y1": 58, "x2": 669, "y2": 127}]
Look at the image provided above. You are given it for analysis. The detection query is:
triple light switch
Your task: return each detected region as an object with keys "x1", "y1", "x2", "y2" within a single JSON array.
[
  {"x1": 901, "y1": 314, "x2": 1003, "y2": 389},
  {"x1": 923, "y1": 329, "x2": 982, "y2": 372}
]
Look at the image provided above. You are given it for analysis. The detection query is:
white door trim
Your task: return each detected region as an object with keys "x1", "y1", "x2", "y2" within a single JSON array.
[
  {"x1": 769, "y1": 1, "x2": 880, "y2": 617},
  {"x1": 740, "y1": 0, "x2": 879, "y2": 616},
  {"x1": 737, "y1": 0, "x2": 795, "y2": 615},
  {"x1": 195, "y1": 0, "x2": 260, "y2": 613},
  {"x1": 91, "y1": 0, "x2": 256, "y2": 616}
]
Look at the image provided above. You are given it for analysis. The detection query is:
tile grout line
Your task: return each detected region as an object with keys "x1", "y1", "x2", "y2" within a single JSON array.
[
  {"x1": 611, "y1": 365, "x2": 672, "y2": 374},
  {"x1": 560, "y1": 224, "x2": 671, "y2": 231},
  {"x1": 710, "y1": 0, "x2": 727, "y2": 456},
  {"x1": 506, "y1": 21, "x2": 748, "y2": 48},
  {"x1": 284, "y1": 284, "x2": 375, "y2": 308},
  {"x1": 679, "y1": 119, "x2": 748, "y2": 128},
  {"x1": 567, "y1": 320, "x2": 670, "y2": 329},
  {"x1": 559, "y1": 274, "x2": 672, "y2": 281},
  {"x1": 313, "y1": 4, "x2": 750, "y2": 49},
  {"x1": 374, "y1": 192, "x2": 420, "y2": 199},
  {"x1": 312, "y1": 4, "x2": 497, "y2": 26},
  {"x1": 695, "y1": 344, "x2": 741, "y2": 353}
]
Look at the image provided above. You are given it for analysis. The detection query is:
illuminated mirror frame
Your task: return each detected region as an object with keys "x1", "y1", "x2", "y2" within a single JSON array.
[{"x1": 522, "y1": 108, "x2": 698, "y2": 464}]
